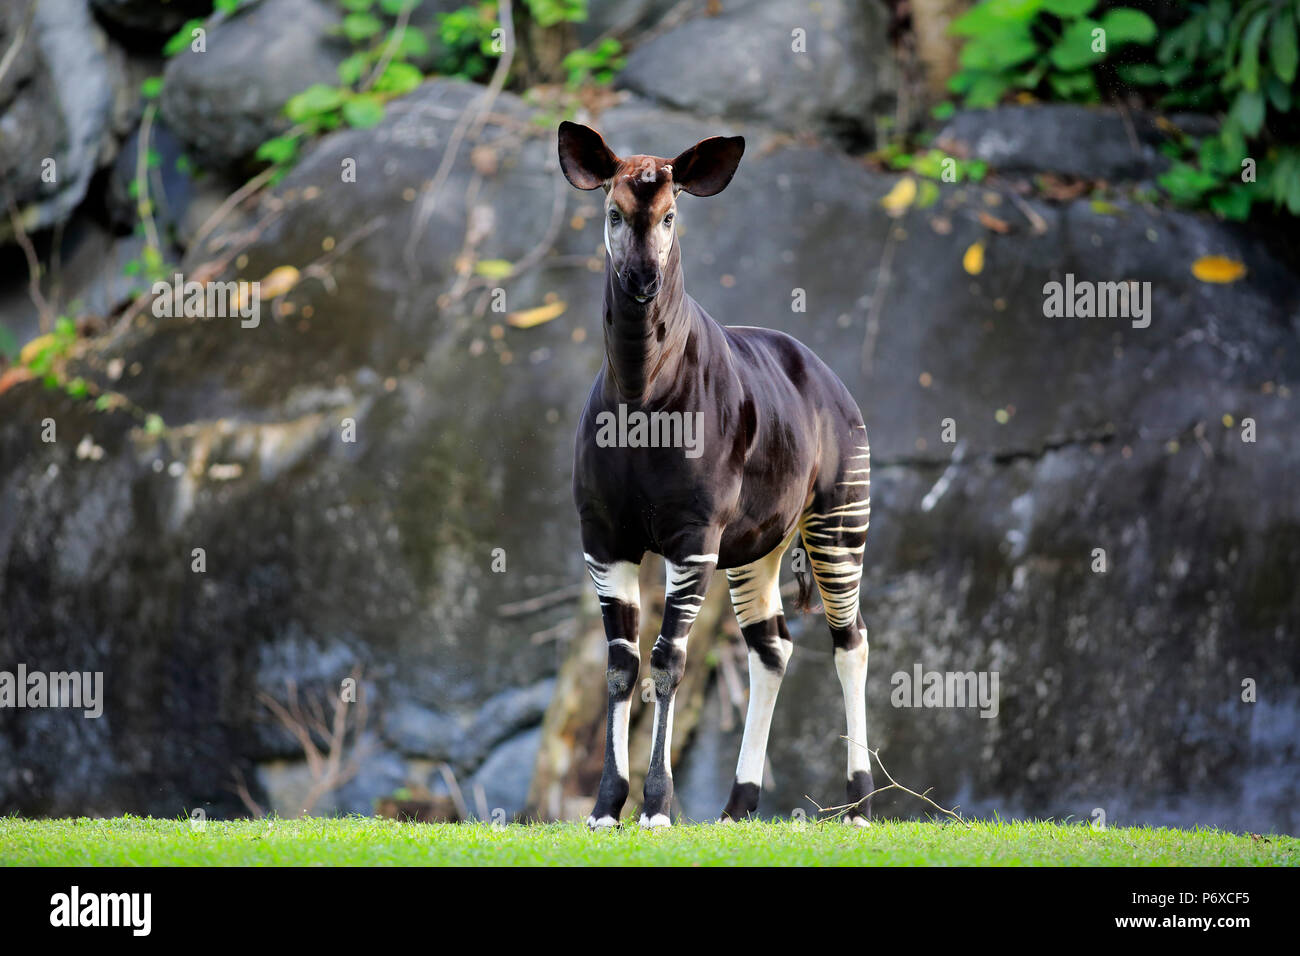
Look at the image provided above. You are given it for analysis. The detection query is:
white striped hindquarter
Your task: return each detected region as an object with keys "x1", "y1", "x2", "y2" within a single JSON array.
[{"x1": 799, "y1": 436, "x2": 870, "y2": 629}]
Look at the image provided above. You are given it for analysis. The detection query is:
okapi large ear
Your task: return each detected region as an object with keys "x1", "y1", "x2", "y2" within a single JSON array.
[
  {"x1": 670, "y1": 135, "x2": 746, "y2": 197},
  {"x1": 558, "y1": 121, "x2": 620, "y2": 190}
]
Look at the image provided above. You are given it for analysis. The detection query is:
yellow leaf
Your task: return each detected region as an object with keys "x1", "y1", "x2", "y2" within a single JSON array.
[
  {"x1": 880, "y1": 177, "x2": 917, "y2": 216},
  {"x1": 475, "y1": 259, "x2": 515, "y2": 279},
  {"x1": 18, "y1": 333, "x2": 56, "y2": 367},
  {"x1": 259, "y1": 265, "x2": 301, "y2": 299},
  {"x1": 962, "y1": 240, "x2": 985, "y2": 275},
  {"x1": 1191, "y1": 255, "x2": 1246, "y2": 284},
  {"x1": 506, "y1": 301, "x2": 567, "y2": 328}
]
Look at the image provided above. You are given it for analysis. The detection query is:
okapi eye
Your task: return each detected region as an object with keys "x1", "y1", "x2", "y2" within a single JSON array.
[
  {"x1": 609, "y1": 209, "x2": 621, "y2": 225},
  {"x1": 663, "y1": 213, "x2": 674, "y2": 227}
]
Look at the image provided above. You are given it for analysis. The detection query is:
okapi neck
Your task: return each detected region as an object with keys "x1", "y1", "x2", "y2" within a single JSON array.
[{"x1": 601, "y1": 243, "x2": 690, "y2": 404}]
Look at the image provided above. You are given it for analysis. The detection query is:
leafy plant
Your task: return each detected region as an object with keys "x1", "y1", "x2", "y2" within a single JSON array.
[
  {"x1": 524, "y1": 0, "x2": 587, "y2": 28},
  {"x1": 256, "y1": 1, "x2": 431, "y2": 178},
  {"x1": 561, "y1": 37, "x2": 625, "y2": 87},
  {"x1": 1155, "y1": 0, "x2": 1300, "y2": 218},
  {"x1": 948, "y1": 0, "x2": 1157, "y2": 107},
  {"x1": 877, "y1": 143, "x2": 990, "y2": 184},
  {"x1": 433, "y1": 2, "x2": 502, "y2": 81}
]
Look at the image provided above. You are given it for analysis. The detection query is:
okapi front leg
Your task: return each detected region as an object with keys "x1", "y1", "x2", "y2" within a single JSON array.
[
  {"x1": 641, "y1": 551, "x2": 716, "y2": 828},
  {"x1": 583, "y1": 553, "x2": 642, "y2": 829}
]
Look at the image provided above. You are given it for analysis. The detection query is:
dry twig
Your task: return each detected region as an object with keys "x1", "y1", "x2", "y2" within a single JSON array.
[{"x1": 805, "y1": 741, "x2": 971, "y2": 826}]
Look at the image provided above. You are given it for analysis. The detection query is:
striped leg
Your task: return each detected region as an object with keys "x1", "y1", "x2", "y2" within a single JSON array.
[
  {"x1": 583, "y1": 552, "x2": 642, "y2": 829},
  {"x1": 802, "y1": 434, "x2": 873, "y2": 825},
  {"x1": 641, "y1": 550, "x2": 716, "y2": 828},
  {"x1": 720, "y1": 541, "x2": 793, "y2": 821}
]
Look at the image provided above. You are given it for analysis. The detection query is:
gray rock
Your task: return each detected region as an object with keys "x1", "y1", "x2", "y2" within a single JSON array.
[
  {"x1": 936, "y1": 104, "x2": 1171, "y2": 182},
  {"x1": 0, "y1": 0, "x2": 132, "y2": 241},
  {"x1": 159, "y1": 0, "x2": 348, "y2": 171},
  {"x1": 467, "y1": 727, "x2": 543, "y2": 820},
  {"x1": 616, "y1": 0, "x2": 897, "y2": 144}
]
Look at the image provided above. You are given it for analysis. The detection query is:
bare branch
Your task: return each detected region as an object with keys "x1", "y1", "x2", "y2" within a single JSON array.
[{"x1": 806, "y1": 742, "x2": 971, "y2": 827}]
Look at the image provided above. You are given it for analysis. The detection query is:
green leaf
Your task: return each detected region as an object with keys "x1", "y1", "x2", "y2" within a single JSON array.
[
  {"x1": 340, "y1": 0, "x2": 376, "y2": 11},
  {"x1": 140, "y1": 76, "x2": 164, "y2": 100},
  {"x1": 931, "y1": 101, "x2": 956, "y2": 121},
  {"x1": 1239, "y1": 9, "x2": 1270, "y2": 91},
  {"x1": 374, "y1": 61, "x2": 423, "y2": 94},
  {"x1": 1266, "y1": 75, "x2": 1293, "y2": 112},
  {"x1": 337, "y1": 52, "x2": 370, "y2": 86},
  {"x1": 342, "y1": 12, "x2": 384, "y2": 42},
  {"x1": 964, "y1": 73, "x2": 1013, "y2": 108},
  {"x1": 1228, "y1": 89, "x2": 1266, "y2": 137},
  {"x1": 959, "y1": 26, "x2": 1039, "y2": 71},
  {"x1": 1099, "y1": 8, "x2": 1157, "y2": 46},
  {"x1": 285, "y1": 84, "x2": 345, "y2": 122},
  {"x1": 380, "y1": 0, "x2": 415, "y2": 13},
  {"x1": 1209, "y1": 185, "x2": 1254, "y2": 220},
  {"x1": 1116, "y1": 63, "x2": 1162, "y2": 85},
  {"x1": 255, "y1": 135, "x2": 299, "y2": 165},
  {"x1": 55, "y1": 316, "x2": 77, "y2": 340},
  {"x1": 163, "y1": 19, "x2": 206, "y2": 57},
  {"x1": 1269, "y1": 10, "x2": 1298, "y2": 84},
  {"x1": 1050, "y1": 18, "x2": 1105, "y2": 71},
  {"x1": 66, "y1": 377, "x2": 88, "y2": 399},
  {"x1": 1042, "y1": 0, "x2": 1096, "y2": 16},
  {"x1": 952, "y1": 0, "x2": 1045, "y2": 37},
  {"x1": 395, "y1": 26, "x2": 431, "y2": 59},
  {"x1": 342, "y1": 94, "x2": 386, "y2": 129},
  {"x1": 144, "y1": 413, "x2": 165, "y2": 436},
  {"x1": 1048, "y1": 68, "x2": 1098, "y2": 100},
  {"x1": 1158, "y1": 161, "x2": 1219, "y2": 203}
]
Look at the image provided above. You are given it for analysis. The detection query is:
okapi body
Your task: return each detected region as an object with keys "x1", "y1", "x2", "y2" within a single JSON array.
[{"x1": 560, "y1": 122, "x2": 874, "y2": 828}]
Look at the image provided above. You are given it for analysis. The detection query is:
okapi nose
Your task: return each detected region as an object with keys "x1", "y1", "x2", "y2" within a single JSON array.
[{"x1": 632, "y1": 276, "x2": 661, "y2": 303}]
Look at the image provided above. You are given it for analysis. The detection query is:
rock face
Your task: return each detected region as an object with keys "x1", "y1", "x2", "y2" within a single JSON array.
[
  {"x1": 616, "y1": 0, "x2": 898, "y2": 145},
  {"x1": 1, "y1": 71, "x2": 1297, "y2": 831},
  {"x1": 0, "y1": 0, "x2": 132, "y2": 240},
  {"x1": 937, "y1": 104, "x2": 1172, "y2": 182},
  {"x1": 159, "y1": 0, "x2": 348, "y2": 171}
]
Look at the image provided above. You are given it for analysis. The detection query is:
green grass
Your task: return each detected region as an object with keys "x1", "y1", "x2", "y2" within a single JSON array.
[{"x1": 1, "y1": 816, "x2": 1294, "y2": 866}]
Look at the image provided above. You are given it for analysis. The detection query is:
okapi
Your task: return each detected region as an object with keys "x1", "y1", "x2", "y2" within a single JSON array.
[{"x1": 560, "y1": 121, "x2": 874, "y2": 828}]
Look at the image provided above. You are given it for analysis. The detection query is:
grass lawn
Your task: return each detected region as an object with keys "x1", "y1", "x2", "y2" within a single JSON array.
[{"x1": 1, "y1": 816, "x2": 1294, "y2": 866}]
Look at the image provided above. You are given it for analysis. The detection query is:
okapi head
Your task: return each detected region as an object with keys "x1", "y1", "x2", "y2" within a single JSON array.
[{"x1": 557, "y1": 121, "x2": 745, "y2": 303}]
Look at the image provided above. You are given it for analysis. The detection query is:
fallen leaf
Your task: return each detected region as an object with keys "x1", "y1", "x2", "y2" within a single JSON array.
[
  {"x1": 0, "y1": 365, "x2": 33, "y2": 396},
  {"x1": 1191, "y1": 255, "x2": 1247, "y2": 284},
  {"x1": 880, "y1": 177, "x2": 917, "y2": 216},
  {"x1": 475, "y1": 259, "x2": 515, "y2": 279},
  {"x1": 978, "y1": 211, "x2": 1011, "y2": 234},
  {"x1": 963, "y1": 240, "x2": 985, "y2": 275},
  {"x1": 259, "y1": 265, "x2": 301, "y2": 299},
  {"x1": 506, "y1": 301, "x2": 567, "y2": 328}
]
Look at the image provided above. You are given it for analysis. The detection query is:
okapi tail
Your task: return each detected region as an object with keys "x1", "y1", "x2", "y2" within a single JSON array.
[{"x1": 793, "y1": 532, "x2": 814, "y2": 613}]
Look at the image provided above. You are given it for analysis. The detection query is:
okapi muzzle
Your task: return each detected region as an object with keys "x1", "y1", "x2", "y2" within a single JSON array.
[{"x1": 560, "y1": 120, "x2": 876, "y2": 830}]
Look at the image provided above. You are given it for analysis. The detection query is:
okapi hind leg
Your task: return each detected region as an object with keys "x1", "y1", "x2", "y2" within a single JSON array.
[
  {"x1": 720, "y1": 540, "x2": 793, "y2": 821},
  {"x1": 583, "y1": 553, "x2": 642, "y2": 829},
  {"x1": 801, "y1": 432, "x2": 873, "y2": 825}
]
